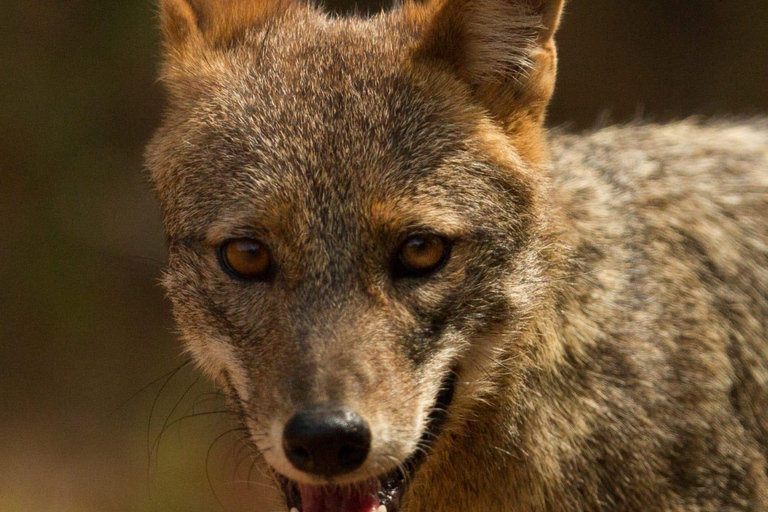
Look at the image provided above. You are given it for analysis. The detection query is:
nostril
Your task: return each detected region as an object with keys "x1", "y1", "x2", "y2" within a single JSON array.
[
  {"x1": 282, "y1": 404, "x2": 371, "y2": 477},
  {"x1": 288, "y1": 446, "x2": 311, "y2": 467},
  {"x1": 338, "y1": 443, "x2": 367, "y2": 470}
]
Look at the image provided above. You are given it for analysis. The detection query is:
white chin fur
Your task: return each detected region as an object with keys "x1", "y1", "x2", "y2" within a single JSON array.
[{"x1": 183, "y1": 332, "x2": 252, "y2": 402}]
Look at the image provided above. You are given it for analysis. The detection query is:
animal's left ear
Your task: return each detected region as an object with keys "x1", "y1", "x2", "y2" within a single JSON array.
[{"x1": 411, "y1": 0, "x2": 565, "y2": 128}]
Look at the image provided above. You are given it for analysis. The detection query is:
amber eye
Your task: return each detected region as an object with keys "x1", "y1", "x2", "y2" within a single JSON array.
[
  {"x1": 218, "y1": 238, "x2": 273, "y2": 281},
  {"x1": 396, "y1": 234, "x2": 450, "y2": 278}
]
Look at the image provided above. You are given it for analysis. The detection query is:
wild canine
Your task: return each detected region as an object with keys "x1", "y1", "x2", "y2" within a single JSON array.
[{"x1": 145, "y1": 0, "x2": 768, "y2": 510}]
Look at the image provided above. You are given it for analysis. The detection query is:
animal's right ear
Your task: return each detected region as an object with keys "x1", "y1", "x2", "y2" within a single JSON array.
[
  {"x1": 159, "y1": 0, "x2": 294, "y2": 54},
  {"x1": 159, "y1": 0, "x2": 203, "y2": 53}
]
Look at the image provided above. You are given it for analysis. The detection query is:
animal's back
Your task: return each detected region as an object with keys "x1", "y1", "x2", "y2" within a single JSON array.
[{"x1": 544, "y1": 119, "x2": 768, "y2": 509}]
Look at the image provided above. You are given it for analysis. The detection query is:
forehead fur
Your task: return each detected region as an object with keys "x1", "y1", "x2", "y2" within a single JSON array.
[{"x1": 148, "y1": 6, "x2": 537, "y2": 241}]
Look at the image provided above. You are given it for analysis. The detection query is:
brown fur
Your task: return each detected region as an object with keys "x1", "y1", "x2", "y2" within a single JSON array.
[{"x1": 146, "y1": 0, "x2": 768, "y2": 510}]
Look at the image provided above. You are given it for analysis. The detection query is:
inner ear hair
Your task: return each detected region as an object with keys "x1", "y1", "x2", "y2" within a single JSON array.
[{"x1": 413, "y1": 0, "x2": 566, "y2": 128}]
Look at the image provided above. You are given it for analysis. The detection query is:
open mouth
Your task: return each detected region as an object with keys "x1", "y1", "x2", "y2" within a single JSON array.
[{"x1": 276, "y1": 369, "x2": 458, "y2": 512}]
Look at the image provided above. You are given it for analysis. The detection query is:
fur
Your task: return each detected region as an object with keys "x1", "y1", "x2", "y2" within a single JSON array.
[{"x1": 146, "y1": 0, "x2": 768, "y2": 510}]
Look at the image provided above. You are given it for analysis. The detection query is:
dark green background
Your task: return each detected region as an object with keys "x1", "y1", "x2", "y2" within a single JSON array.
[{"x1": 1, "y1": 1, "x2": 766, "y2": 510}]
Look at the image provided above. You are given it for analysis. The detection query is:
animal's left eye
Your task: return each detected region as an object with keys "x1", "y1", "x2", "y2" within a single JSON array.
[{"x1": 394, "y1": 234, "x2": 451, "y2": 278}]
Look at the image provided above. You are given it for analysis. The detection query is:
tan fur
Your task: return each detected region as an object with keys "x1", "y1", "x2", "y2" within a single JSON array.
[
  {"x1": 161, "y1": 0, "x2": 295, "y2": 49},
  {"x1": 147, "y1": 0, "x2": 768, "y2": 510}
]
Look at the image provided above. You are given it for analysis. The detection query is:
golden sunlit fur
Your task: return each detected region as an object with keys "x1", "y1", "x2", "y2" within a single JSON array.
[{"x1": 147, "y1": 0, "x2": 768, "y2": 510}]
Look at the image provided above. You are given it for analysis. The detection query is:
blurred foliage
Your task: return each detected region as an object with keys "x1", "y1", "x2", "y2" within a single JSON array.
[{"x1": 0, "y1": 0, "x2": 765, "y2": 511}]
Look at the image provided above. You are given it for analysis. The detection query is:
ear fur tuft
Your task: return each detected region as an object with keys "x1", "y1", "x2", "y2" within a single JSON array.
[
  {"x1": 160, "y1": 0, "x2": 203, "y2": 51},
  {"x1": 159, "y1": 0, "x2": 295, "y2": 53},
  {"x1": 414, "y1": 0, "x2": 565, "y2": 127},
  {"x1": 453, "y1": 0, "x2": 542, "y2": 82}
]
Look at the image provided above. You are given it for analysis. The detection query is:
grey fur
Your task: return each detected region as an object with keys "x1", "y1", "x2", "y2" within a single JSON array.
[{"x1": 146, "y1": 1, "x2": 768, "y2": 510}]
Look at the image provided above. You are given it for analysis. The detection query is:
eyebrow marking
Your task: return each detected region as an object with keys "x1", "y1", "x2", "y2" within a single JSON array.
[{"x1": 368, "y1": 197, "x2": 470, "y2": 238}]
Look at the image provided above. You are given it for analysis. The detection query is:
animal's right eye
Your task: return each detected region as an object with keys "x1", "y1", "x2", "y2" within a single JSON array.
[{"x1": 218, "y1": 238, "x2": 273, "y2": 281}]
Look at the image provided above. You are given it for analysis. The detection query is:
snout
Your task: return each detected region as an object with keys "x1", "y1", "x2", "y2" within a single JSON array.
[
  {"x1": 282, "y1": 404, "x2": 372, "y2": 477},
  {"x1": 263, "y1": 369, "x2": 459, "y2": 512}
]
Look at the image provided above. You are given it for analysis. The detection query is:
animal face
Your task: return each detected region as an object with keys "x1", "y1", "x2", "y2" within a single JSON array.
[{"x1": 147, "y1": 1, "x2": 564, "y2": 511}]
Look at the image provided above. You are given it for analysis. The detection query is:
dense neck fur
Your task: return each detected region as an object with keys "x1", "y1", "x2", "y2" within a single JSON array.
[{"x1": 406, "y1": 120, "x2": 768, "y2": 511}]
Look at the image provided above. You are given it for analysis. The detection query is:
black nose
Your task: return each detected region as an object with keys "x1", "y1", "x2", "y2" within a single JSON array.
[{"x1": 282, "y1": 404, "x2": 371, "y2": 477}]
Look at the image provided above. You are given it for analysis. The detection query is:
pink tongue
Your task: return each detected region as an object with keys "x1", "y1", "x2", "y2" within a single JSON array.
[{"x1": 299, "y1": 479, "x2": 381, "y2": 512}]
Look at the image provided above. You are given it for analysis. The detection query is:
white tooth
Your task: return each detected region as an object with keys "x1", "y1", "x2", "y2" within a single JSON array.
[
  {"x1": 377, "y1": 506, "x2": 387, "y2": 512},
  {"x1": 290, "y1": 508, "x2": 299, "y2": 512}
]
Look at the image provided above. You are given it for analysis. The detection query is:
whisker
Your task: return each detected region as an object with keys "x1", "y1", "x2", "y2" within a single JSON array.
[
  {"x1": 109, "y1": 358, "x2": 193, "y2": 418},
  {"x1": 145, "y1": 359, "x2": 193, "y2": 497},
  {"x1": 150, "y1": 375, "x2": 201, "y2": 471},
  {"x1": 206, "y1": 427, "x2": 249, "y2": 511}
]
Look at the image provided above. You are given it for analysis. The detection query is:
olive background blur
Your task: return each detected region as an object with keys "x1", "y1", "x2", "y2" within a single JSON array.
[{"x1": 1, "y1": 1, "x2": 766, "y2": 511}]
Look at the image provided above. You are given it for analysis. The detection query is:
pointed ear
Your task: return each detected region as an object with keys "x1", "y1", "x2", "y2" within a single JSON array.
[
  {"x1": 159, "y1": 0, "x2": 202, "y2": 52},
  {"x1": 413, "y1": 0, "x2": 565, "y2": 127},
  {"x1": 159, "y1": 0, "x2": 294, "y2": 54}
]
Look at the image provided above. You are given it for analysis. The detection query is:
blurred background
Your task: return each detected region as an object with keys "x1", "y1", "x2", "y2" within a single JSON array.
[{"x1": 1, "y1": 0, "x2": 766, "y2": 511}]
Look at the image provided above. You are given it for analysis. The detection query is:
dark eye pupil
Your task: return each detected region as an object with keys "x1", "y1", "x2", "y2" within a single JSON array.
[
  {"x1": 241, "y1": 242, "x2": 261, "y2": 254},
  {"x1": 407, "y1": 238, "x2": 428, "y2": 252}
]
